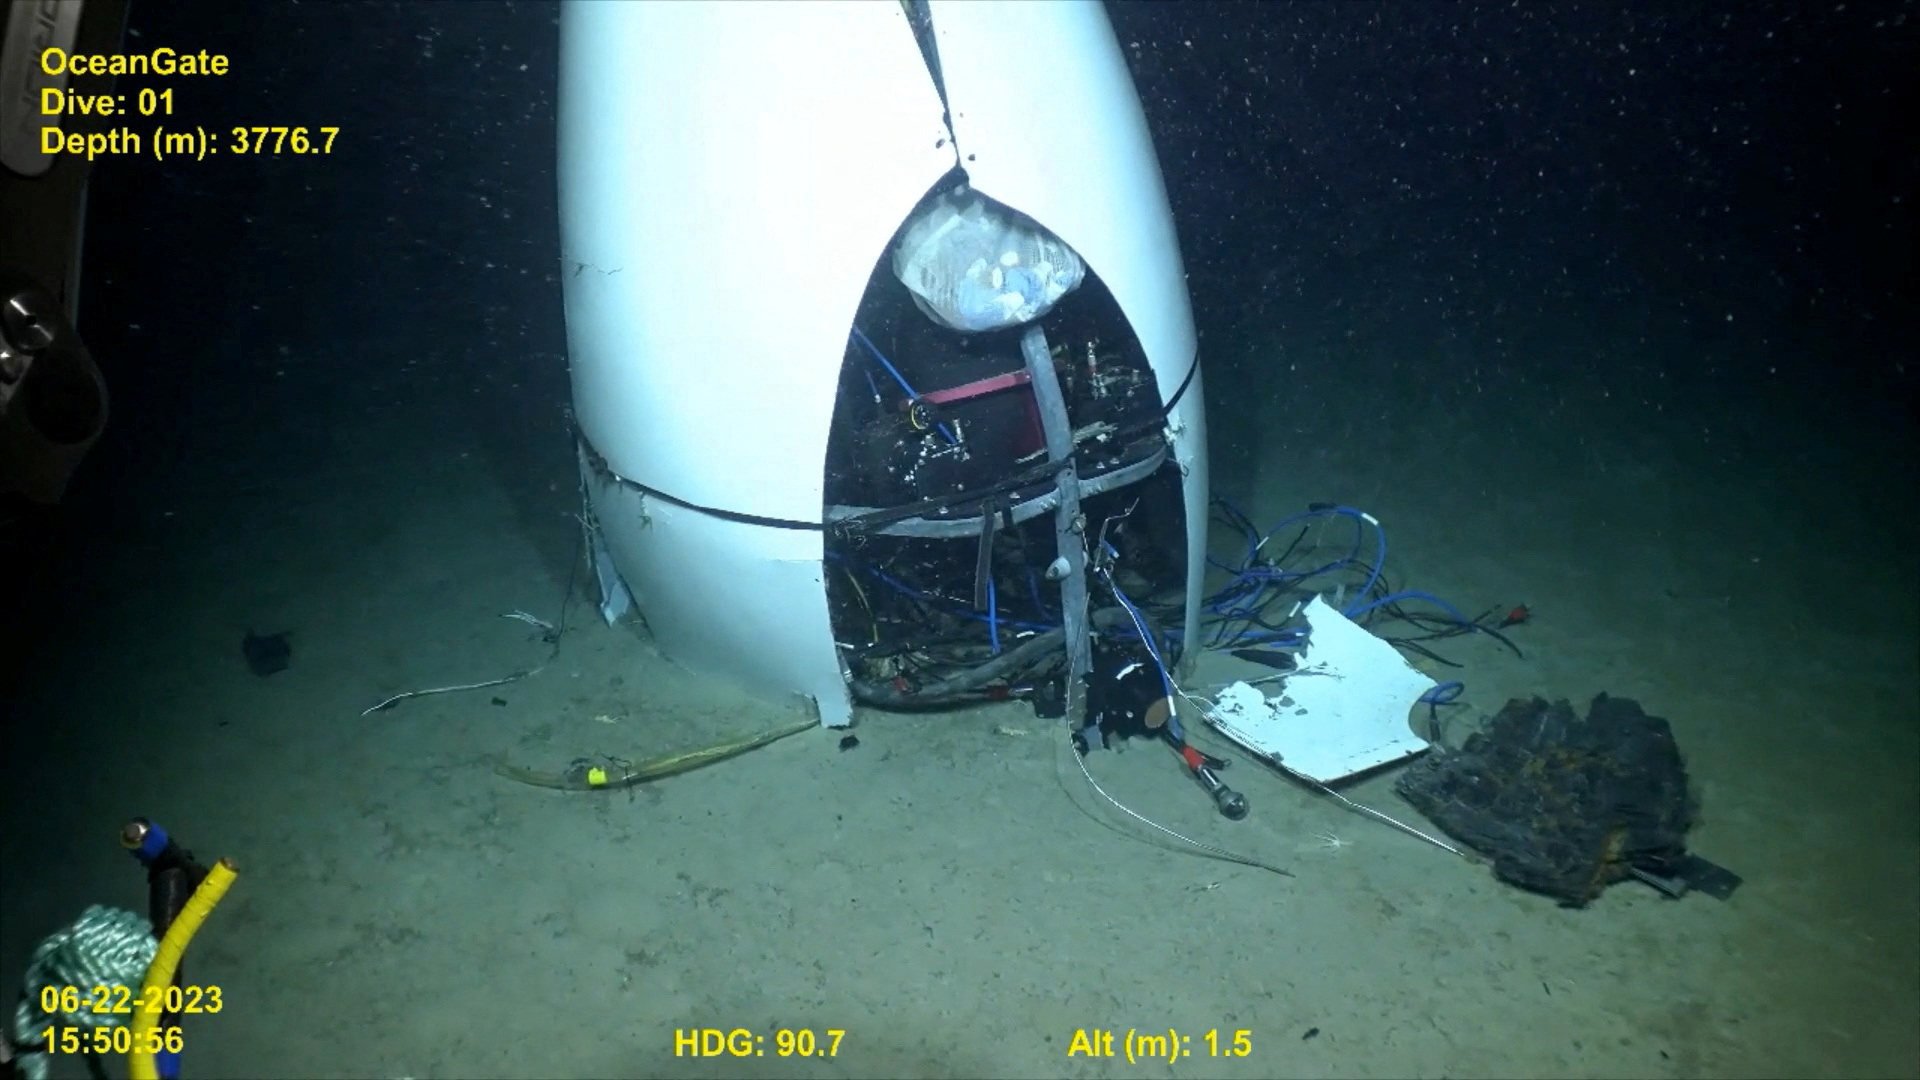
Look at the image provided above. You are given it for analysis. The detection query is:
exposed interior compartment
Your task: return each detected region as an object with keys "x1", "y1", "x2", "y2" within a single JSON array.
[{"x1": 820, "y1": 178, "x2": 1191, "y2": 730}]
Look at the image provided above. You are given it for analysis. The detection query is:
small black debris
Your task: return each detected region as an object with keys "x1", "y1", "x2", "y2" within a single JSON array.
[
  {"x1": 490, "y1": 696, "x2": 508, "y2": 707},
  {"x1": 838, "y1": 734, "x2": 860, "y2": 752},
  {"x1": 241, "y1": 629, "x2": 292, "y2": 677},
  {"x1": 1302, "y1": 1027, "x2": 1320, "y2": 1041}
]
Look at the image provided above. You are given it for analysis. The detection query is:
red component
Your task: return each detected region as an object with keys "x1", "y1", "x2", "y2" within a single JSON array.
[
  {"x1": 1178, "y1": 744, "x2": 1205, "y2": 771},
  {"x1": 1500, "y1": 605, "x2": 1531, "y2": 627},
  {"x1": 918, "y1": 370, "x2": 1032, "y2": 405},
  {"x1": 914, "y1": 369, "x2": 1047, "y2": 458}
]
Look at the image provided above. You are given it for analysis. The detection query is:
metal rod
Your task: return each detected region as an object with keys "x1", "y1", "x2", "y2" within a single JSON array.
[{"x1": 1020, "y1": 325, "x2": 1090, "y2": 727}]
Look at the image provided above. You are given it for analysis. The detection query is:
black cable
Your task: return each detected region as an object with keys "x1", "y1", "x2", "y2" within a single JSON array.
[
  {"x1": 540, "y1": 519, "x2": 586, "y2": 662},
  {"x1": 574, "y1": 345, "x2": 1200, "y2": 541},
  {"x1": 850, "y1": 625, "x2": 1067, "y2": 708},
  {"x1": 848, "y1": 608, "x2": 1137, "y2": 709}
]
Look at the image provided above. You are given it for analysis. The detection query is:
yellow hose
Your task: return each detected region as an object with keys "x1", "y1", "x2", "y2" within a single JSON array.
[
  {"x1": 127, "y1": 858, "x2": 238, "y2": 1080},
  {"x1": 494, "y1": 719, "x2": 815, "y2": 791}
]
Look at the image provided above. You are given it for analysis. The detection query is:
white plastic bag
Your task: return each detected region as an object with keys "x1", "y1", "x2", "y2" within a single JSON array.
[{"x1": 891, "y1": 189, "x2": 1084, "y2": 332}]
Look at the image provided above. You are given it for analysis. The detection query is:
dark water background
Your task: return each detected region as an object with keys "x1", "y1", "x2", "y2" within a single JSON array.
[{"x1": 3, "y1": 3, "x2": 1913, "y2": 1076}]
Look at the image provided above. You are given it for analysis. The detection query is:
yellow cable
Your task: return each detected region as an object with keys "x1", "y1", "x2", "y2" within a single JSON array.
[
  {"x1": 495, "y1": 719, "x2": 815, "y2": 791},
  {"x1": 127, "y1": 858, "x2": 237, "y2": 1080},
  {"x1": 840, "y1": 566, "x2": 880, "y2": 643}
]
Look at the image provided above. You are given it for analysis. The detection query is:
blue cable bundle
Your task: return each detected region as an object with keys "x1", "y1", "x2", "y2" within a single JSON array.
[
  {"x1": 1199, "y1": 498, "x2": 1528, "y2": 715},
  {"x1": 849, "y1": 326, "x2": 959, "y2": 445},
  {"x1": 825, "y1": 492, "x2": 1521, "y2": 728}
]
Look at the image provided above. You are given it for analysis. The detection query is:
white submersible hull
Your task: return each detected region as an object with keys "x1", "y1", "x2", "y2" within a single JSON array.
[{"x1": 557, "y1": 1, "x2": 1206, "y2": 727}]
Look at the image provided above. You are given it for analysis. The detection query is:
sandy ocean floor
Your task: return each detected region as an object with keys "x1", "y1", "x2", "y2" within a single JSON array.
[
  {"x1": 3, "y1": 4, "x2": 1915, "y2": 1078},
  {"x1": 3, "y1": 300, "x2": 1914, "y2": 1079}
]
